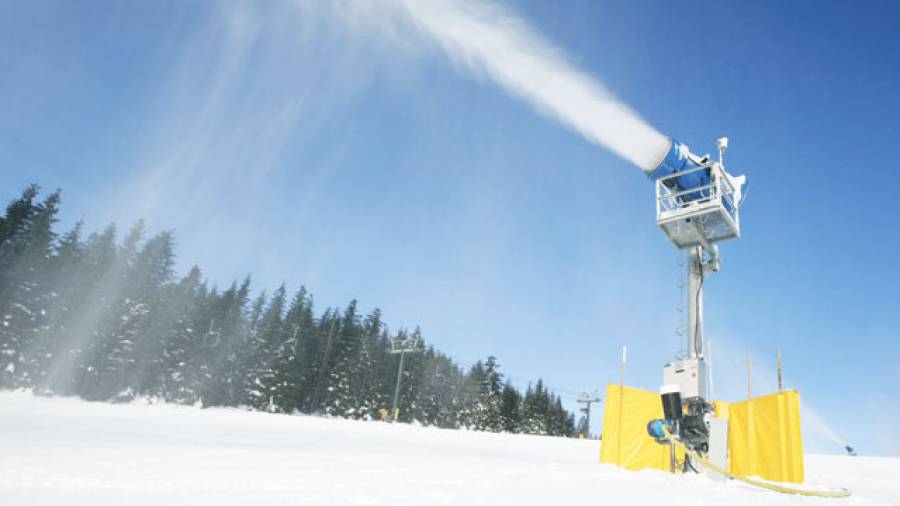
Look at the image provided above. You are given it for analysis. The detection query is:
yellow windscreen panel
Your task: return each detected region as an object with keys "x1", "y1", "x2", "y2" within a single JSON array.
[
  {"x1": 728, "y1": 390, "x2": 804, "y2": 484},
  {"x1": 599, "y1": 384, "x2": 681, "y2": 472}
]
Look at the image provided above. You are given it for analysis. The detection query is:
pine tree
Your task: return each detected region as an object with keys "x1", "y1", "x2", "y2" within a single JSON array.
[
  {"x1": 0, "y1": 184, "x2": 40, "y2": 275},
  {"x1": 90, "y1": 225, "x2": 176, "y2": 401},
  {"x1": 479, "y1": 356, "x2": 504, "y2": 432},
  {"x1": 160, "y1": 266, "x2": 209, "y2": 403},
  {"x1": 0, "y1": 188, "x2": 60, "y2": 388},
  {"x1": 125, "y1": 231, "x2": 177, "y2": 397},
  {"x1": 410, "y1": 347, "x2": 441, "y2": 425},
  {"x1": 322, "y1": 300, "x2": 362, "y2": 416},
  {"x1": 247, "y1": 286, "x2": 286, "y2": 410},
  {"x1": 521, "y1": 380, "x2": 549, "y2": 435},
  {"x1": 294, "y1": 293, "x2": 328, "y2": 413},
  {"x1": 235, "y1": 290, "x2": 267, "y2": 406},
  {"x1": 270, "y1": 287, "x2": 313, "y2": 413},
  {"x1": 46, "y1": 223, "x2": 118, "y2": 395},
  {"x1": 307, "y1": 307, "x2": 339, "y2": 413},
  {"x1": 37, "y1": 221, "x2": 85, "y2": 389},
  {"x1": 200, "y1": 276, "x2": 250, "y2": 407},
  {"x1": 345, "y1": 308, "x2": 386, "y2": 420},
  {"x1": 499, "y1": 381, "x2": 522, "y2": 433},
  {"x1": 461, "y1": 360, "x2": 486, "y2": 429}
]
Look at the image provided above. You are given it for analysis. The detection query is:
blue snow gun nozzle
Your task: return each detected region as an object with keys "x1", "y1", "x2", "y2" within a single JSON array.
[
  {"x1": 647, "y1": 138, "x2": 748, "y2": 210},
  {"x1": 647, "y1": 419, "x2": 672, "y2": 440},
  {"x1": 647, "y1": 140, "x2": 710, "y2": 203}
]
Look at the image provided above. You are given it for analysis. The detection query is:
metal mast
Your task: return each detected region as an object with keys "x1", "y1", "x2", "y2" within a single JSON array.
[
  {"x1": 687, "y1": 246, "x2": 704, "y2": 358},
  {"x1": 648, "y1": 136, "x2": 746, "y2": 463},
  {"x1": 687, "y1": 244, "x2": 718, "y2": 359},
  {"x1": 390, "y1": 336, "x2": 421, "y2": 422},
  {"x1": 576, "y1": 392, "x2": 602, "y2": 438}
]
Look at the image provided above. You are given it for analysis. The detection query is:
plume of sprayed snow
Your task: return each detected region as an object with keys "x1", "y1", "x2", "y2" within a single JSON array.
[
  {"x1": 708, "y1": 336, "x2": 854, "y2": 454},
  {"x1": 395, "y1": 0, "x2": 671, "y2": 172},
  {"x1": 801, "y1": 401, "x2": 849, "y2": 448}
]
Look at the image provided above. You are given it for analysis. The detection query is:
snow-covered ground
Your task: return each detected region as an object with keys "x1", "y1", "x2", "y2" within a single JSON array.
[{"x1": 0, "y1": 392, "x2": 895, "y2": 505}]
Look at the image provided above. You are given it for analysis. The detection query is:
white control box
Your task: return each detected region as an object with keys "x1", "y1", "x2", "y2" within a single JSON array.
[{"x1": 663, "y1": 357, "x2": 707, "y2": 400}]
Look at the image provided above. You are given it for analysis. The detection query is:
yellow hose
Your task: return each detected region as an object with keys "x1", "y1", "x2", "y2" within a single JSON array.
[{"x1": 663, "y1": 430, "x2": 851, "y2": 498}]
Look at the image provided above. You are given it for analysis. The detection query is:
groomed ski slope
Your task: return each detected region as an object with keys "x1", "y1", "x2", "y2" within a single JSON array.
[{"x1": 0, "y1": 392, "x2": 895, "y2": 505}]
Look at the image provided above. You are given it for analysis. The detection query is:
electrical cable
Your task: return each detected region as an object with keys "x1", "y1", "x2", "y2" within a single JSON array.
[
  {"x1": 695, "y1": 268, "x2": 704, "y2": 357},
  {"x1": 662, "y1": 428, "x2": 851, "y2": 498},
  {"x1": 684, "y1": 454, "x2": 700, "y2": 474},
  {"x1": 689, "y1": 248, "x2": 705, "y2": 357}
]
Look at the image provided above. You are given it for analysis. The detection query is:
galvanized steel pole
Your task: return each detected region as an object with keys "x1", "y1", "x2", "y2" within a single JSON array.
[
  {"x1": 390, "y1": 338, "x2": 420, "y2": 422},
  {"x1": 391, "y1": 350, "x2": 405, "y2": 421},
  {"x1": 688, "y1": 246, "x2": 704, "y2": 358}
]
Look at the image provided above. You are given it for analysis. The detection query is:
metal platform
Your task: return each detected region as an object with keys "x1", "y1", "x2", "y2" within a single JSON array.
[{"x1": 656, "y1": 162, "x2": 740, "y2": 250}]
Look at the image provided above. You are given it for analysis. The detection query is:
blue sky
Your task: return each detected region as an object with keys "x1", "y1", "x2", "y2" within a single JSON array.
[{"x1": 2, "y1": 0, "x2": 899, "y2": 455}]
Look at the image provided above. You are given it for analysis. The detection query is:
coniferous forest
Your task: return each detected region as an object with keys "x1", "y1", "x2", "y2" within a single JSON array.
[{"x1": 0, "y1": 185, "x2": 577, "y2": 436}]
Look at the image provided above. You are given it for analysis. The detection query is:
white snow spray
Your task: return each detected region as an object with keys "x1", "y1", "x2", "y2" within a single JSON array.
[
  {"x1": 709, "y1": 338, "x2": 853, "y2": 453},
  {"x1": 802, "y1": 401, "x2": 851, "y2": 449},
  {"x1": 395, "y1": 0, "x2": 671, "y2": 172}
]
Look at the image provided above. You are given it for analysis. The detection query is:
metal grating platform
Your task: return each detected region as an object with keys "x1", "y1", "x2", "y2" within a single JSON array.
[{"x1": 656, "y1": 162, "x2": 740, "y2": 249}]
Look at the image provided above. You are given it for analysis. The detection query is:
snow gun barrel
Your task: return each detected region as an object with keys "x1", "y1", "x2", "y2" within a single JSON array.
[
  {"x1": 646, "y1": 137, "x2": 748, "y2": 222},
  {"x1": 646, "y1": 139, "x2": 710, "y2": 203}
]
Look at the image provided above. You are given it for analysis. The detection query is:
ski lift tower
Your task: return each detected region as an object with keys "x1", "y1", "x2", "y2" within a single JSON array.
[
  {"x1": 648, "y1": 137, "x2": 747, "y2": 452},
  {"x1": 390, "y1": 335, "x2": 422, "y2": 422}
]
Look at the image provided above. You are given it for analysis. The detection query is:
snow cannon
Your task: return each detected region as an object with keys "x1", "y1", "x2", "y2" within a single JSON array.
[
  {"x1": 648, "y1": 141, "x2": 710, "y2": 202},
  {"x1": 649, "y1": 138, "x2": 747, "y2": 250},
  {"x1": 645, "y1": 137, "x2": 749, "y2": 463}
]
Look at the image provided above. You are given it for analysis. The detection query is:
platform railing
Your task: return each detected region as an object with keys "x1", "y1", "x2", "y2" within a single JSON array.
[
  {"x1": 656, "y1": 162, "x2": 737, "y2": 221},
  {"x1": 655, "y1": 161, "x2": 740, "y2": 248}
]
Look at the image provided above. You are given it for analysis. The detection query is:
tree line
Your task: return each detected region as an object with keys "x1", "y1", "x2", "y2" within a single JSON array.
[{"x1": 0, "y1": 185, "x2": 577, "y2": 436}]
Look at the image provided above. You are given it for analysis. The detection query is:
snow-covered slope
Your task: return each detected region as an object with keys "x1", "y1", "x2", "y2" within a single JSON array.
[{"x1": 0, "y1": 392, "x2": 895, "y2": 505}]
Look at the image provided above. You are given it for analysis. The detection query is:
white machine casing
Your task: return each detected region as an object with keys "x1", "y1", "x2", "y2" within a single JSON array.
[{"x1": 663, "y1": 357, "x2": 707, "y2": 400}]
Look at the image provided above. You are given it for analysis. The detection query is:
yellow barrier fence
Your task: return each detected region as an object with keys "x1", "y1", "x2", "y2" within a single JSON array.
[
  {"x1": 600, "y1": 384, "x2": 807, "y2": 489},
  {"x1": 599, "y1": 384, "x2": 682, "y2": 471},
  {"x1": 728, "y1": 390, "x2": 805, "y2": 484}
]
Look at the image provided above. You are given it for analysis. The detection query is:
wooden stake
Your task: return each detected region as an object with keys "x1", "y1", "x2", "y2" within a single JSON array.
[
  {"x1": 747, "y1": 353, "x2": 753, "y2": 400},
  {"x1": 707, "y1": 339, "x2": 714, "y2": 400},
  {"x1": 777, "y1": 349, "x2": 783, "y2": 392},
  {"x1": 616, "y1": 345, "x2": 627, "y2": 466}
]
